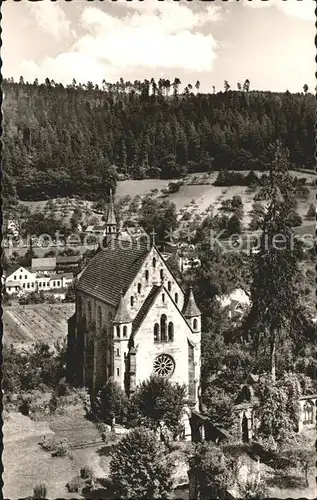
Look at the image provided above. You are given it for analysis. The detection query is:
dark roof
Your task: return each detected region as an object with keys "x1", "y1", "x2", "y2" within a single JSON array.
[
  {"x1": 31, "y1": 257, "x2": 56, "y2": 270},
  {"x1": 131, "y1": 285, "x2": 161, "y2": 338},
  {"x1": 182, "y1": 286, "x2": 201, "y2": 318},
  {"x1": 76, "y1": 239, "x2": 150, "y2": 306},
  {"x1": 56, "y1": 255, "x2": 82, "y2": 264},
  {"x1": 114, "y1": 292, "x2": 132, "y2": 324}
]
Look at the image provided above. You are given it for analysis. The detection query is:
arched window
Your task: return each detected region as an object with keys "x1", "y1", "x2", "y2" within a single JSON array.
[
  {"x1": 145, "y1": 270, "x2": 149, "y2": 281},
  {"x1": 167, "y1": 281, "x2": 172, "y2": 292},
  {"x1": 193, "y1": 318, "x2": 198, "y2": 330},
  {"x1": 108, "y1": 311, "x2": 113, "y2": 323},
  {"x1": 160, "y1": 269, "x2": 164, "y2": 281},
  {"x1": 130, "y1": 296, "x2": 134, "y2": 307},
  {"x1": 123, "y1": 325, "x2": 128, "y2": 337},
  {"x1": 154, "y1": 323, "x2": 159, "y2": 342},
  {"x1": 168, "y1": 322, "x2": 174, "y2": 341},
  {"x1": 160, "y1": 314, "x2": 167, "y2": 342},
  {"x1": 303, "y1": 401, "x2": 313, "y2": 424},
  {"x1": 137, "y1": 283, "x2": 142, "y2": 294},
  {"x1": 162, "y1": 293, "x2": 165, "y2": 303},
  {"x1": 97, "y1": 306, "x2": 102, "y2": 328},
  {"x1": 152, "y1": 257, "x2": 156, "y2": 268},
  {"x1": 87, "y1": 301, "x2": 92, "y2": 322},
  {"x1": 175, "y1": 293, "x2": 178, "y2": 304},
  {"x1": 116, "y1": 325, "x2": 121, "y2": 338}
]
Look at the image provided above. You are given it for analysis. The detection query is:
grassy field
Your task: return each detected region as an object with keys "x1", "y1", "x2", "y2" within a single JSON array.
[
  {"x1": 3, "y1": 409, "x2": 108, "y2": 499},
  {"x1": 3, "y1": 303, "x2": 75, "y2": 347},
  {"x1": 19, "y1": 171, "x2": 314, "y2": 225}
]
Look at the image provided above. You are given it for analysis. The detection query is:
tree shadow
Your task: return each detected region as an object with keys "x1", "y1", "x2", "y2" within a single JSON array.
[
  {"x1": 82, "y1": 478, "x2": 115, "y2": 499},
  {"x1": 96, "y1": 444, "x2": 115, "y2": 456},
  {"x1": 266, "y1": 470, "x2": 305, "y2": 490}
]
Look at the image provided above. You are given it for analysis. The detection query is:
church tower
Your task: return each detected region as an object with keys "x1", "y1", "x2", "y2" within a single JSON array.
[
  {"x1": 183, "y1": 286, "x2": 201, "y2": 409},
  {"x1": 112, "y1": 291, "x2": 132, "y2": 391},
  {"x1": 103, "y1": 189, "x2": 117, "y2": 246}
]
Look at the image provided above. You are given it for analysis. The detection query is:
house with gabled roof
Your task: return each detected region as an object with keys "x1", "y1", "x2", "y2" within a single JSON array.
[{"x1": 67, "y1": 193, "x2": 201, "y2": 436}]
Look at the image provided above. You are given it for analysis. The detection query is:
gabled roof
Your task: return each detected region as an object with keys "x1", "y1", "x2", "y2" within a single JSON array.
[
  {"x1": 182, "y1": 286, "x2": 201, "y2": 318},
  {"x1": 31, "y1": 257, "x2": 56, "y2": 271},
  {"x1": 76, "y1": 239, "x2": 150, "y2": 306},
  {"x1": 114, "y1": 291, "x2": 132, "y2": 324}
]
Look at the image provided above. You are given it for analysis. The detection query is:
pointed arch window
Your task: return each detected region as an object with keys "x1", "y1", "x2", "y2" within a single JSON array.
[
  {"x1": 97, "y1": 306, "x2": 102, "y2": 328},
  {"x1": 137, "y1": 283, "x2": 142, "y2": 294},
  {"x1": 87, "y1": 301, "x2": 92, "y2": 322},
  {"x1": 162, "y1": 293, "x2": 165, "y2": 303},
  {"x1": 168, "y1": 322, "x2": 174, "y2": 342},
  {"x1": 154, "y1": 323, "x2": 159, "y2": 342},
  {"x1": 123, "y1": 325, "x2": 128, "y2": 338},
  {"x1": 116, "y1": 325, "x2": 121, "y2": 338},
  {"x1": 152, "y1": 257, "x2": 156, "y2": 268},
  {"x1": 175, "y1": 293, "x2": 178, "y2": 304},
  {"x1": 160, "y1": 269, "x2": 164, "y2": 281},
  {"x1": 303, "y1": 401, "x2": 314, "y2": 424},
  {"x1": 130, "y1": 296, "x2": 134, "y2": 307},
  {"x1": 145, "y1": 270, "x2": 149, "y2": 281},
  {"x1": 167, "y1": 281, "x2": 172, "y2": 292},
  {"x1": 193, "y1": 318, "x2": 198, "y2": 330},
  {"x1": 160, "y1": 314, "x2": 167, "y2": 342}
]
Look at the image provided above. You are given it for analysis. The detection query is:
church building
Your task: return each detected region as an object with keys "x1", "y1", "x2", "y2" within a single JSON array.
[{"x1": 67, "y1": 191, "x2": 202, "y2": 417}]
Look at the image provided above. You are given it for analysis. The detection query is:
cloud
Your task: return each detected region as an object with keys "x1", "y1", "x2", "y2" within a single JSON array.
[
  {"x1": 244, "y1": 0, "x2": 314, "y2": 22},
  {"x1": 20, "y1": 53, "x2": 106, "y2": 84},
  {"x1": 21, "y1": 2, "x2": 222, "y2": 84},
  {"x1": 74, "y1": 4, "x2": 221, "y2": 72},
  {"x1": 29, "y1": 2, "x2": 75, "y2": 40}
]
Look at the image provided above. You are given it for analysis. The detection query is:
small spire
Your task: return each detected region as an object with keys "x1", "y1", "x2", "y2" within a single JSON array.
[
  {"x1": 114, "y1": 290, "x2": 132, "y2": 324},
  {"x1": 150, "y1": 229, "x2": 156, "y2": 247},
  {"x1": 183, "y1": 285, "x2": 201, "y2": 318},
  {"x1": 106, "y1": 188, "x2": 117, "y2": 226}
]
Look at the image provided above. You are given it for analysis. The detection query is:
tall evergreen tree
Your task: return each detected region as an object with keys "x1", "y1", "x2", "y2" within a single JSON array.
[{"x1": 243, "y1": 142, "x2": 303, "y2": 380}]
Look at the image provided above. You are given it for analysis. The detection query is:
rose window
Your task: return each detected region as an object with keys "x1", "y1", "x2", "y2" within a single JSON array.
[{"x1": 153, "y1": 354, "x2": 175, "y2": 378}]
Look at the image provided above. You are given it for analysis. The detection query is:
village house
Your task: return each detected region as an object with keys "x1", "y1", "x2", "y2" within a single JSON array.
[
  {"x1": 4, "y1": 266, "x2": 36, "y2": 295},
  {"x1": 5, "y1": 265, "x2": 74, "y2": 296},
  {"x1": 67, "y1": 194, "x2": 202, "y2": 438}
]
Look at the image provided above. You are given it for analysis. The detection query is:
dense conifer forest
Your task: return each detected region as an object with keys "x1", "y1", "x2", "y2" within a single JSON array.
[{"x1": 2, "y1": 77, "x2": 314, "y2": 201}]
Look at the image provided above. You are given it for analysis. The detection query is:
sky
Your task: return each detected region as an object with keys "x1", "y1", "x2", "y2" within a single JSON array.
[{"x1": 2, "y1": 0, "x2": 315, "y2": 93}]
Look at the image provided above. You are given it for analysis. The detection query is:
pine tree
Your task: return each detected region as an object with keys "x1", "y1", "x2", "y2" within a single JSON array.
[{"x1": 243, "y1": 143, "x2": 303, "y2": 380}]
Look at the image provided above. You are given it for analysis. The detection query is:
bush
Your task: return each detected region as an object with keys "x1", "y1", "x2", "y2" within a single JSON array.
[
  {"x1": 33, "y1": 483, "x2": 47, "y2": 499},
  {"x1": 110, "y1": 427, "x2": 174, "y2": 500},
  {"x1": 52, "y1": 439, "x2": 69, "y2": 457},
  {"x1": 66, "y1": 475, "x2": 83, "y2": 493},
  {"x1": 80, "y1": 466, "x2": 94, "y2": 481},
  {"x1": 39, "y1": 435, "x2": 56, "y2": 452}
]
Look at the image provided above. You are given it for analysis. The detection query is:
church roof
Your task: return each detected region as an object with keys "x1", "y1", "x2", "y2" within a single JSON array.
[
  {"x1": 182, "y1": 286, "x2": 201, "y2": 318},
  {"x1": 76, "y1": 239, "x2": 149, "y2": 306},
  {"x1": 106, "y1": 189, "x2": 117, "y2": 226},
  {"x1": 114, "y1": 291, "x2": 132, "y2": 324}
]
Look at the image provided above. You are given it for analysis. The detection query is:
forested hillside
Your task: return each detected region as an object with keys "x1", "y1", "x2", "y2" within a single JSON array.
[{"x1": 2, "y1": 78, "x2": 314, "y2": 201}]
